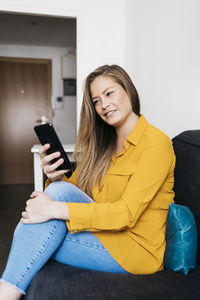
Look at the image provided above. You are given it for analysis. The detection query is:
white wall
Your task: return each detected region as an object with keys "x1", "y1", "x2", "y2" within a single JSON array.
[
  {"x1": 124, "y1": 0, "x2": 200, "y2": 138},
  {"x1": 0, "y1": 44, "x2": 76, "y2": 143},
  {"x1": 0, "y1": 0, "x2": 125, "y2": 132},
  {"x1": 1, "y1": 0, "x2": 198, "y2": 140}
]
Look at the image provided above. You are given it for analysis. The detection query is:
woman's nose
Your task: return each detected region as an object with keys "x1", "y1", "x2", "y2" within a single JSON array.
[{"x1": 101, "y1": 97, "x2": 110, "y2": 109}]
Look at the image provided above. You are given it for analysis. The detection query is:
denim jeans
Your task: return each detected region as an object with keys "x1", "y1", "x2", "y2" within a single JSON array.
[{"x1": 0, "y1": 182, "x2": 128, "y2": 294}]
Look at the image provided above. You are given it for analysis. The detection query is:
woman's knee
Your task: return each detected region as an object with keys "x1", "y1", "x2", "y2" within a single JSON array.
[
  {"x1": 44, "y1": 181, "x2": 93, "y2": 204},
  {"x1": 44, "y1": 181, "x2": 75, "y2": 200},
  {"x1": 13, "y1": 222, "x2": 23, "y2": 240},
  {"x1": 44, "y1": 181, "x2": 74, "y2": 196}
]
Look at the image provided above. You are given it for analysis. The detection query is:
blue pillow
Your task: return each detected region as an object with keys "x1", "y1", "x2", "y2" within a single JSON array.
[{"x1": 164, "y1": 203, "x2": 198, "y2": 275}]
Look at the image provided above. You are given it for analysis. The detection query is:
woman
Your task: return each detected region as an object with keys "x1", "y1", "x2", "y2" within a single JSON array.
[{"x1": 0, "y1": 65, "x2": 175, "y2": 299}]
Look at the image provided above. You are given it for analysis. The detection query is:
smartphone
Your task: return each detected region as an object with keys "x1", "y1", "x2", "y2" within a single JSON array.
[{"x1": 34, "y1": 123, "x2": 72, "y2": 178}]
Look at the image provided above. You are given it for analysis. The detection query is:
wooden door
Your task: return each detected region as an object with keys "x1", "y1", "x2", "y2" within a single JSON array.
[{"x1": 0, "y1": 57, "x2": 52, "y2": 184}]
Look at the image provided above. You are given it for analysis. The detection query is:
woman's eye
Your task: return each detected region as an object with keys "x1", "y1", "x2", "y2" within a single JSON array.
[
  {"x1": 93, "y1": 99, "x2": 100, "y2": 105},
  {"x1": 107, "y1": 91, "x2": 113, "y2": 96}
]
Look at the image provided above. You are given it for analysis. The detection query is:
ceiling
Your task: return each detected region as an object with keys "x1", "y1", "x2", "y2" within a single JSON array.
[{"x1": 0, "y1": 12, "x2": 76, "y2": 47}]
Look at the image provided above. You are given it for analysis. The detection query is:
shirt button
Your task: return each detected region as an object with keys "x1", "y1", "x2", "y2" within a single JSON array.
[
  {"x1": 74, "y1": 230, "x2": 77, "y2": 233},
  {"x1": 84, "y1": 228, "x2": 87, "y2": 231}
]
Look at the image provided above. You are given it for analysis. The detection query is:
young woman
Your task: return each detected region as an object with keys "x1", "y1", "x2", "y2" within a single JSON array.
[{"x1": 0, "y1": 65, "x2": 175, "y2": 299}]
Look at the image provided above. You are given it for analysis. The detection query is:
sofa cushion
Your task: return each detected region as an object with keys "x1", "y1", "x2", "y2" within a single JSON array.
[
  {"x1": 164, "y1": 204, "x2": 198, "y2": 274},
  {"x1": 23, "y1": 260, "x2": 200, "y2": 300},
  {"x1": 172, "y1": 130, "x2": 200, "y2": 264}
]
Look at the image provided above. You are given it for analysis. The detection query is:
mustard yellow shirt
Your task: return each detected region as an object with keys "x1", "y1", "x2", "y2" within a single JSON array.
[{"x1": 46, "y1": 115, "x2": 175, "y2": 274}]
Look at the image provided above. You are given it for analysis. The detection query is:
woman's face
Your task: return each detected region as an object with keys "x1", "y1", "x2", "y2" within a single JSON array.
[{"x1": 90, "y1": 75, "x2": 135, "y2": 129}]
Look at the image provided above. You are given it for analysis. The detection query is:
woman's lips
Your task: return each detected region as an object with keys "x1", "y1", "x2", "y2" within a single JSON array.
[{"x1": 104, "y1": 110, "x2": 117, "y2": 117}]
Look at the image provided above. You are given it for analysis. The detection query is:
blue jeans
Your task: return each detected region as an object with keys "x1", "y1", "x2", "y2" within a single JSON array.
[{"x1": 0, "y1": 182, "x2": 128, "y2": 294}]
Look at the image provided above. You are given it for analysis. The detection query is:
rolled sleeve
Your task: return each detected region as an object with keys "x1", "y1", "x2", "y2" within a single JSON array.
[
  {"x1": 120, "y1": 138, "x2": 175, "y2": 228},
  {"x1": 66, "y1": 202, "x2": 94, "y2": 233},
  {"x1": 66, "y1": 201, "x2": 130, "y2": 233}
]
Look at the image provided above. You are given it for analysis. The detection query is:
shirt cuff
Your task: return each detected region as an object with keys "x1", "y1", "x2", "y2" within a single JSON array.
[{"x1": 66, "y1": 202, "x2": 96, "y2": 233}]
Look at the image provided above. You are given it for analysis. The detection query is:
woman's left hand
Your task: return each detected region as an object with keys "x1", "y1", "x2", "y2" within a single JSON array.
[{"x1": 21, "y1": 191, "x2": 56, "y2": 224}]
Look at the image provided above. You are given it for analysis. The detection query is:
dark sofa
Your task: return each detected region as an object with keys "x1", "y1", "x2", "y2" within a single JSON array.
[{"x1": 23, "y1": 130, "x2": 200, "y2": 300}]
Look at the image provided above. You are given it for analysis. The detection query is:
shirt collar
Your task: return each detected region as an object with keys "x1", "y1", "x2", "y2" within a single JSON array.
[{"x1": 126, "y1": 114, "x2": 148, "y2": 146}]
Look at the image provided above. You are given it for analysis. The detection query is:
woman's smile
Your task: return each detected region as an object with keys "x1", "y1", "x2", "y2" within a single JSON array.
[{"x1": 104, "y1": 109, "x2": 117, "y2": 117}]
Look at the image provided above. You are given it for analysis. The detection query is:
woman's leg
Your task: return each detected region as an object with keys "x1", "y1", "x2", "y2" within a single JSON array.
[
  {"x1": 0, "y1": 181, "x2": 128, "y2": 298},
  {"x1": 53, "y1": 231, "x2": 129, "y2": 274},
  {"x1": 48, "y1": 183, "x2": 127, "y2": 273},
  {"x1": 0, "y1": 182, "x2": 93, "y2": 295}
]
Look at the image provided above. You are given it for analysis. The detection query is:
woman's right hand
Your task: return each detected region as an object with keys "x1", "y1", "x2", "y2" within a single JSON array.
[{"x1": 39, "y1": 143, "x2": 70, "y2": 182}]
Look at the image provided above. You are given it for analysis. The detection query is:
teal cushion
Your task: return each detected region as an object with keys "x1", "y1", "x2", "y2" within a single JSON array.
[{"x1": 164, "y1": 203, "x2": 198, "y2": 275}]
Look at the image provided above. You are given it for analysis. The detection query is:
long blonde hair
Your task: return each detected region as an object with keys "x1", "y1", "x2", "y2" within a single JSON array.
[{"x1": 73, "y1": 65, "x2": 140, "y2": 196}]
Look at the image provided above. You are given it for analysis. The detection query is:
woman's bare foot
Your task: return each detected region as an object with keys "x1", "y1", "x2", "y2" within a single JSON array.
[{"x1": 0, "y1": 281, "x2": 22, "y2": 300}]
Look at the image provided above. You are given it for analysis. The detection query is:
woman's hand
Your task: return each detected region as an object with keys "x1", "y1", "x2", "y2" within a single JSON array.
[
  {"x1": 39, "y1": 143, "x2": 70, "y2": 182},
  {"x1": 21, "y1": 191, "x2": 56, "y2": 224},
  {"x1": 21, "y1": 191, "x2": 70, "y2": 224}
]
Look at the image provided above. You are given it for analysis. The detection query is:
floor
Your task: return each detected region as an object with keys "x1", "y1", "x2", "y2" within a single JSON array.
[{"x1": 0, "y1": 184, "x2": 34, "y2": 276}]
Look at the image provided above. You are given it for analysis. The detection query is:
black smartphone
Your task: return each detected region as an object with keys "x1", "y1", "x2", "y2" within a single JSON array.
[{"x1": 34, "y1": 123, "x2": 72, "y2": 178}]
